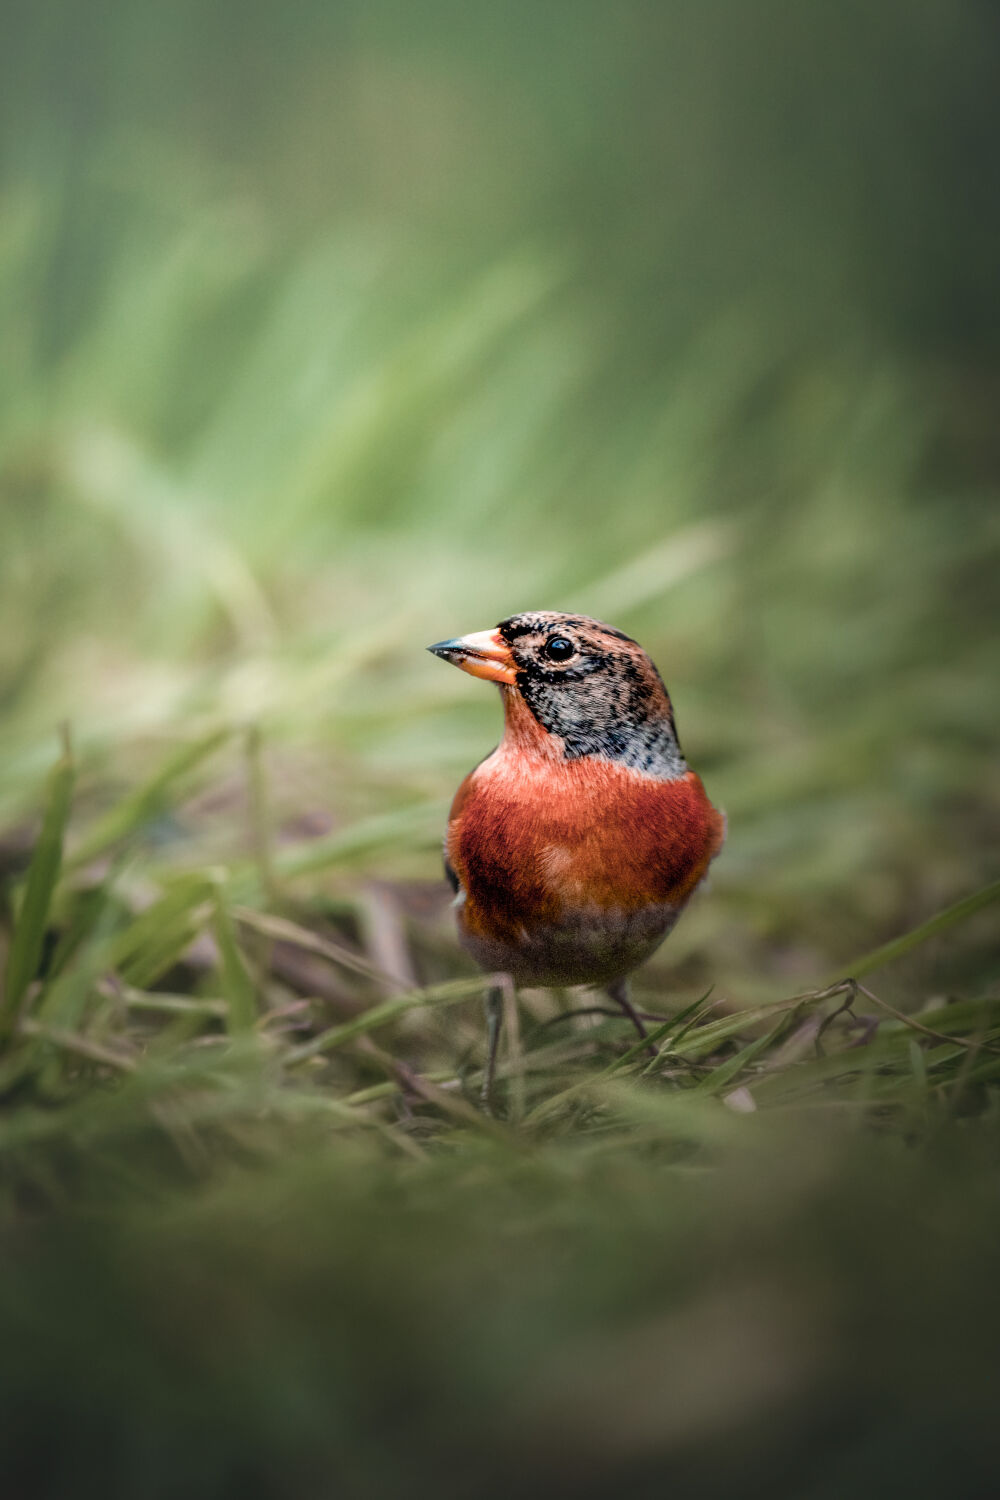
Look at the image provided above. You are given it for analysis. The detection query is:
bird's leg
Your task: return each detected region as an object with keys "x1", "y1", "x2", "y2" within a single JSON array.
[
  {"x1": 606, "y1": 977, "x2": 659, "y2": 1060},
  {"x1": 481, "y1": 985, "x2": 504, "y2": 1113}
]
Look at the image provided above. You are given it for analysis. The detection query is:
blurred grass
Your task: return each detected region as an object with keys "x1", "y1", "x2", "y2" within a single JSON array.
[{"x1": 2, "y1": 1, "x2": 1000, "y2": 1495}]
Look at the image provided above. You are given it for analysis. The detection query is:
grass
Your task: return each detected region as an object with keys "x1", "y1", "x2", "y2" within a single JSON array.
[
  {"x1": 2, "y1": 2, "x2": 1000, "y2": 1494},
  {"x1": 1, "y1": 732, "x2": 999, "y2": 1496}
]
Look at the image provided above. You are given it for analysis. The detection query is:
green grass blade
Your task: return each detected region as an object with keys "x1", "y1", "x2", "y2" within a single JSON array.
[
  {"x1": 233, "y1": 906, "x2": 386, "y2": 984},
  {"x1": 37, "y1": 897, "x2": 121, "y2": 1030},
  {"x1": 830, "y1": 877, "x2": 1000, "y2": 983},
  {"x1": 274, "y1": 800, "x2": 448, "y2": 880},
  {"x1": 0, "y1": 733, "x2": 75, "y2": 1039},
  {"x1": 213, "y1": 890, "x2": 258, "y2": 1035},
  {"x1": 671, "y1": 999, "x2": 805, "y2": 1060},
  {"x1": 284, "y1": 977, "x2": 493, "y2": 1064},
  {"x1": 66, "y1": 728, "x2": 232, "y2": 871},
  {"x1": 524, "y1": 1014, "x2": 704, "y2": 1125},
  {"x1": 107, "y1": 875, "x2": 215, "y2": 973},
  {"x1": 695, "y1": 1012, "x2": 797, "y2": 1096}
]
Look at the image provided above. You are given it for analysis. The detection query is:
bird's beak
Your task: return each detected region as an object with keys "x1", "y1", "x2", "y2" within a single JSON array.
[{"x1": 427, "y1": 628, "x2": 518, "y2": 685}]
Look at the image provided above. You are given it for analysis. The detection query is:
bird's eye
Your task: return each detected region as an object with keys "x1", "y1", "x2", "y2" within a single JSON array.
[{"x1": 544, "y1": 636, "x2": 576, "y2": 663}]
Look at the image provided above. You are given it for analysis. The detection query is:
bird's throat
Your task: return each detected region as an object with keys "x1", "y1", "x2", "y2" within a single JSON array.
[{"x1": 499, "y1": 681, "x2": 687, "y2": 779}]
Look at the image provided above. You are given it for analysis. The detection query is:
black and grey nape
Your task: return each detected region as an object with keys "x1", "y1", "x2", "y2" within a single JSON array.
[{"x1": 520, "y1": 672, "x2": 687, "y2": 777}]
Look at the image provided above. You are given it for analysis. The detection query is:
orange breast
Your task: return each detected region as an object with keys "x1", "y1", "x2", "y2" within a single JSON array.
[{"x1": 446, "y1": 750, "x2": 725, "y2": 952}]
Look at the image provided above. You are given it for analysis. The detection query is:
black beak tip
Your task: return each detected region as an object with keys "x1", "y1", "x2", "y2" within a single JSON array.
[{"x1": 427, "y1": 638, "x2": 461, "y2": 660}]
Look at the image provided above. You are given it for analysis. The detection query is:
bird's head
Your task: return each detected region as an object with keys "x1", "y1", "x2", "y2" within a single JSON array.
[{"x1": 428, "y1": 611, "x2": 686, "y2": 778}]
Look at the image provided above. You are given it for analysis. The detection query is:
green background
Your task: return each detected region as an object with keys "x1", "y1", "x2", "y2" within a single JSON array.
[{"x1": 1, "y1": 3, "x2": 999, "y2": 1495}]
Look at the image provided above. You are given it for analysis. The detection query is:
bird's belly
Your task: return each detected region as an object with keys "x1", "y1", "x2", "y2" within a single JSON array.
[{"x1": 457, "y1": 899, "x2": 679, "y2": 988}]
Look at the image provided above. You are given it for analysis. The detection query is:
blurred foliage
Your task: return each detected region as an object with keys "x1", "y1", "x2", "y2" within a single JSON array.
[
  {"x1": 1, "y1": 1, "x2": 1000, "y2": 1495},
  {"x1": 5, "y1": 1110, "x2": 1000, "y2": 1499},
  {"x1": 1, "y1": 0, "x2": 998, "y2": 991},
  {"x1": 1, "y1": 736, "x2": 999, "y2": 1498}
]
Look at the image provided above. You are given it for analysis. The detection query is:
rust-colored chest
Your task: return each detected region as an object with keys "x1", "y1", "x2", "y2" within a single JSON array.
[{"x1": 447, "y1": 748, "x2": 724, "y2": 951}]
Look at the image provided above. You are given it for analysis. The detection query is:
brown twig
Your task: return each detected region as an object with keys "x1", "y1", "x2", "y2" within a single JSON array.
[{"x1": 788, "y1": 978, "x2": 1000, "y2": 1056}]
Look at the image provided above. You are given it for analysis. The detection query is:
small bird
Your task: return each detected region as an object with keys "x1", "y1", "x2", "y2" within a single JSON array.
[{"x1": 428, "y1": 611, "x2": 725, "y2": 1108}]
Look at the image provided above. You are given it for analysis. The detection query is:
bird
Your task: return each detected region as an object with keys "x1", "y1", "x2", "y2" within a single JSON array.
[{"x1": 428, "y1": 611, "x2": 725, "y2": 1110}]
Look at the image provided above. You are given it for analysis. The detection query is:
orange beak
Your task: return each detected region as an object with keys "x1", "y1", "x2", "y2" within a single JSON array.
[{"x1": 427, "y1": 628, "x2": 518, "y2": 685}]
